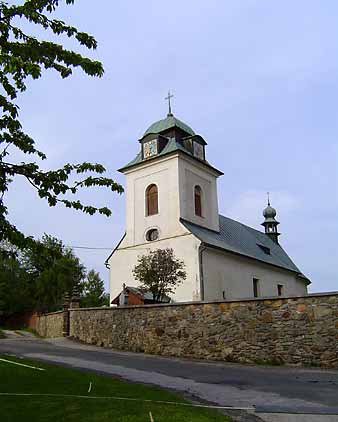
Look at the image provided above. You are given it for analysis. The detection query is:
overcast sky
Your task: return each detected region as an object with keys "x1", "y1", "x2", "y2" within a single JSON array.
[{"x1": 7, "y1": 1, "x2": 338, "y2": 293}]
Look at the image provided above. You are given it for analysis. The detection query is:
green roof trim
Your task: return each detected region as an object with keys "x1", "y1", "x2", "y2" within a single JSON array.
[
  {"x1": 118, "y1": 138, "x2": 223, "y2": 175},
  {"x1": 144, "y1": 115, "x2": 195, "y2": 136},
  {"x1": 119, "y1": 138, "x2": 180, "y2": 171}
]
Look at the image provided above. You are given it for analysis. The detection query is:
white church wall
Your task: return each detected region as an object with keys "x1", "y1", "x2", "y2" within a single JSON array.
[
  {"x1": 123, "y1": 154, "x2": 186, "y2": 248},
  {"x1": 109, "y1": 232, "x2": 202, "y2": 305},
  {"x1": 202, "y1": 247, "x2": 308, "y2": 301},
  {"x1": 178, "y1": 156, "x2": 220, "y2": 232}
]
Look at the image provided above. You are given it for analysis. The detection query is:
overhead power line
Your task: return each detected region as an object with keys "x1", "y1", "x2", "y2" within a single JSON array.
[{"x1": 67, "y1": 246, "x2": 112, "y2": 250}]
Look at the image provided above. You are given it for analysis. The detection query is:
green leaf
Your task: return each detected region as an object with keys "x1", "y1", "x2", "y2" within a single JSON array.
[{"x1": 0, "y1": 0, "x2": 123, "y2": 252}]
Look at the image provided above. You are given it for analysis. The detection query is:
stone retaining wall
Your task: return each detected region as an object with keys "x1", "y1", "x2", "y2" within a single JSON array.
[
  {"x1": 69, "y1": 293, "x2": 338, "y2": 368},
  {"x1": 35, "y1": 311, "x2": 65, "y2": 338}
]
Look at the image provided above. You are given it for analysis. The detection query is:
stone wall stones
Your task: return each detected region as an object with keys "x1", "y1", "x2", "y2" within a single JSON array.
[
  {"x1": 69, "y1": 293, "x2": 338, "y2": 368},
  {"x1": 35, "y1": 311, "x2": 65, "y2": 338}
]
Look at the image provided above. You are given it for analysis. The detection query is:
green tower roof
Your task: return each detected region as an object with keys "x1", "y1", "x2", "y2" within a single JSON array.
[{"x1": 144, "y1": 114, "x2": 195, "y2": 137}]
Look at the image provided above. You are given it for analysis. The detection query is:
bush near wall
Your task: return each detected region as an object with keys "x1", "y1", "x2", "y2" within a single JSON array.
[
  {"x1": 69, "y1": 293, "x2": 338, "y2": 368},
  {"x1": 0, "y1": 311, "x2": 38, "y2": 330}
]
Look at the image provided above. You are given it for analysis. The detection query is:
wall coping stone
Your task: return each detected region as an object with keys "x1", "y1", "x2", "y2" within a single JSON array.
[
  {"x1": 42, "y1": 310, "x2": 64, "y2": 316},
  {"x1": 69, "y1": 291, "x2": 338, "y2": 312}
]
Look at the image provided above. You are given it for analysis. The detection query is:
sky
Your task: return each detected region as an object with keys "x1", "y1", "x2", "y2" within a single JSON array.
[{"x1": 6, "y1": 0, "x2": 338, "y2": 293}]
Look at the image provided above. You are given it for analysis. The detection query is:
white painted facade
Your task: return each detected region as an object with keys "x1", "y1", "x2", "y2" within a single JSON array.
[
  {"x1": 177, "y1": 155, "x2": 220, "y2": 232},
  {"x1": 108, "y1": 118, "x2": 308, "y2": 304},
  {"x1": 201, "y1": 248, "x2": 307, "y2": 301},
  {"x1": 109, "y1": 234, "x2": 202, "y2": 303},
  {"x1": 121, "y1": 152, "x2": 220, "y2": 248},
  {"x1": 108, "y1": 152, "x2": 217, "y2": 303}
]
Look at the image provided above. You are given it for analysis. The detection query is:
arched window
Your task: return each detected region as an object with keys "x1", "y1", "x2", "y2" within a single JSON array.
[
  {"x1": 146, "y1": 184, "x2": 158, "y2": 216},
  {"x1": 194, "y1": 185, "x2": 202, "y2": 217}
]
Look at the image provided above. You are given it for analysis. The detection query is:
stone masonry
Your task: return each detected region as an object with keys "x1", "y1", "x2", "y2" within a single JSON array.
[
  {"x1": 34, "y1": 291, "x2": 80, "y2": 338},
  {"x1": 35, "y1": 311, "x2": 64, "y2": 338},
  {"x1": 69, "y1": 292, "x2": 338, "y2": 368}
]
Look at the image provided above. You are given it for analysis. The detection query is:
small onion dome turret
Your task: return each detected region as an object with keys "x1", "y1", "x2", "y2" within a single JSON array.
[
  {"x1": 261, "y1": 197, "x2": 280, "y2": 244},
  {"x1": 263, "y1": 204, "x2": 277, "y2": 223}
]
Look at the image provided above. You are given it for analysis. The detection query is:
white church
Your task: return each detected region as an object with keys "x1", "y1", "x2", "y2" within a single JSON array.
[{"x1": 107, "y1": 105, "x2": 310, "y2": 304}]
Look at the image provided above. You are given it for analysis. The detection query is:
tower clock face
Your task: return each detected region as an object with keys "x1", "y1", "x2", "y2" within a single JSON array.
[
  {"x1": 193, "y1": 142, "x2": 204, "y2": 160},
  {"x1": 143, "y1": 139, "x2": 158, "y2": 158}
]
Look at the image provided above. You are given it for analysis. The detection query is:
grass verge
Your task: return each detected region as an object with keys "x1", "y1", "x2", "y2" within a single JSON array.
[
  {"x1": 0, "y1": 326, "x2": 40, "y2": 338},
  {"x1": 0, "y1": 355, "x2": 231, "y2": 422},
  {"x1": 19, "y1": 326, "x2": 41, "y2": 337}
]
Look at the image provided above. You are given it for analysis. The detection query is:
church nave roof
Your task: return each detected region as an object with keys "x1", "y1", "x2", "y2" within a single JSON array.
[{"x1": 181, "y1": 215, "x2": 309, "y2": 282}]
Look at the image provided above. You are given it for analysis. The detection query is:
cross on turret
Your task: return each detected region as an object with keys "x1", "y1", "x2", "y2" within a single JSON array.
[{"x1": 165, "y1": 90, "x2": 174, "y2": 116}]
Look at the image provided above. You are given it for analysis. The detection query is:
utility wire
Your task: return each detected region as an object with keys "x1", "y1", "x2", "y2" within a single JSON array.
[
  {"x1": 66, "y1": 246, "x2": 112, "y2": 250},
  {"x1": 67, "y1": 246, "x2": 150, "y2": 252}
]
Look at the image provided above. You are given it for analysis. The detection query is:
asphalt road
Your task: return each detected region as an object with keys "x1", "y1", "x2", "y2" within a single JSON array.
[{"x1": 0, "y1": 335, "x2": 337, "y2": 421}]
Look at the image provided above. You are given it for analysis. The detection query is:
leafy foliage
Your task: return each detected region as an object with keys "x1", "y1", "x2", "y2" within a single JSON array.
[
  {"x1": 0, "y1": 234, "x2": 86, "y2": 314},
  {"x1": 21, "y1": 234, "x2": 86, "y2": 312},
  {"x1": 0, "y1": 0, "x2": 123, "y2": 254},
  {"x1": 132, "y1": 248, "x2": 186, "y2": 302},
  {"x1": 80, "y1": 269, "x2": 109, "y2": 308},
  {"x1": 0, "y1": 234, "x2": 110, "y2": 316},
  {"x1": 0, "y1": 250, "x2": 34, "y2": 315}
]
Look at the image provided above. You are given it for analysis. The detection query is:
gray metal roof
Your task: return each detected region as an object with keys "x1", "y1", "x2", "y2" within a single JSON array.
[{"x1": 181, "y1": 215, "x2": 309, "y2": 281}]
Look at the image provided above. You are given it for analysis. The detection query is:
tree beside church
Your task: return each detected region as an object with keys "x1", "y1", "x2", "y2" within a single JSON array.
[{"x1": 133, "y1": 248, "x2": 186, "y2": 302}]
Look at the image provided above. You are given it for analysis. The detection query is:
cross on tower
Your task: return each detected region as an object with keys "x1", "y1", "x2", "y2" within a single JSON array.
[{"x1": 165, "y1": 90, "x2": 174, "y2": 116}]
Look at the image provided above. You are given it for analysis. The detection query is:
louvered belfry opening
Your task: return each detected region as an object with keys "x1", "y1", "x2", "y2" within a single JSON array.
[
  {"x1": 146, "y1": 184, "x2": 158, "y2": 216},
  {"x1": 194, "y1": 185, "x2": 202, "y2": 217}
]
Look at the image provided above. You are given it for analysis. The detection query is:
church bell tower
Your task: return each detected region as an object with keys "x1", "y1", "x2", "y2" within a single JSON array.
[
  {"x1": 118, "y1": 93, "x2": 223, "y2": 248},
  {"x1": 261, "y1": 196, "x2": 280, "y2": 244}
]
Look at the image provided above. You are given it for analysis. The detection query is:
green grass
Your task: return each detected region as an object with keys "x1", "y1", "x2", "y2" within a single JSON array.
[
  {"x1": 0, "y1": 355, "x2": 231, "y2": 422},
  {"x1": 0, "y1": 329, "x2": 5, "y2": 339},
  {"x1": 17, "y1": 326, "x2": 41, "y2": 337}
]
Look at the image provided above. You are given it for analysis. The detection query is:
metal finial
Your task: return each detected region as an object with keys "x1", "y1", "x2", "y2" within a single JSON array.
[
  {"x1": 267, "y1": 192, "x2": 270, "y2": 206},
  {"x1": 165, "y1": 90, "x2": 174, "y2": 116}
]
